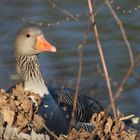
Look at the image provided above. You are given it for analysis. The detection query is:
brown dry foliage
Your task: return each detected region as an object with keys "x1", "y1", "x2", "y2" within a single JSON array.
[
  {"x1": 0, "y1": 83, "x2": 44, "y2": 133},
  {"x1": 0, "y1": 83, "x2": 139, "y2": 140},
  {"x1": 60, "y1": 112, "x2": 139, "y2": 140}
]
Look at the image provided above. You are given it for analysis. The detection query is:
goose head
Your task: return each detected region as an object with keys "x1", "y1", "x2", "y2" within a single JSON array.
[{"x1": 15, "y1": 27, "x2": 56, "y2": 55}]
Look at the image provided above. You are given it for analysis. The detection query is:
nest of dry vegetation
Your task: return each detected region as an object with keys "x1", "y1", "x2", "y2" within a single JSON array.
[
  {"x1": 0, "y1": 83, "x2": 139, "y2": 140},
  {"x1": 60, "y1": 112, "x2": 139, "y2": 140}
]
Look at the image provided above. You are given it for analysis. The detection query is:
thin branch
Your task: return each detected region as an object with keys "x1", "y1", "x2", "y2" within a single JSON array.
[
  {"x1": 41, "y1": 124, "x2": 60, "y2": 140},
  {"x1": 48, "y1": 0, "x2": 78, "y2": 21},
  {"x1": 69, "y1": 23, "x2": 90, "y2": 131},
  {"x1": 87, "y1": 0, "x2": 117, "y2": 121},
  {"x1": 114, "y1": 54, "x2": 140, "y2": 101},
  {"x1": 24, "y1": 113, "x2": 60, "y2": 140},
  {"x1": 109, "y1": 0, "x2": 140, "y2": 14},
  {"x1": 70, "y1": 46, "x2": 83, "y2": 130},
  {"x1": 120, "y1": 114, "x2": 135, "y2": 121},
  {"x1": 105, "y1": 0, "x2": 134, "y2": 65},
  {"x1": 107, "y1": 54, "x2": 140, "y2": 111}
]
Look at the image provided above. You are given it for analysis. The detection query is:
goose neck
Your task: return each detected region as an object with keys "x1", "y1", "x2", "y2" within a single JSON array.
[{"x1": 15, "y1": 51, "x2": 49, "y2": 96}]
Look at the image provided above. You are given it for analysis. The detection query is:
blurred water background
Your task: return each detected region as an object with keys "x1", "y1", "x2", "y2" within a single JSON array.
[{"x1": 0, "y1": 0, "x2": 139, "y2": 122}]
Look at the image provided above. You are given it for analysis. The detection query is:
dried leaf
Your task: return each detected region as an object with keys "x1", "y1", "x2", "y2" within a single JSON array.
[
  {"x1": 2, "y1": 107, "x2": 15, "y2": 125},
  {"x1": 21, "y1": 99, "x2": 32, "y2": 113},
  {"x1": 33, "y1": 114, "x2": 45, "y2": 131},
  {"x1": 104, "y1": 116, "x2": 113, "y2": 134}
]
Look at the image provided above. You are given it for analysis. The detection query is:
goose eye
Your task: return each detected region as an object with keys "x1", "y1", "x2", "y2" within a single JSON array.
[{"x1": 26, "y1": 33, "x2": 31, "y2": 38}]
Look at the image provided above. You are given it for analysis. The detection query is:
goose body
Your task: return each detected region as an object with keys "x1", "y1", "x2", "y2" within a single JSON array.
[
  {"x1": 11, "y1": 27, "x2": 103, "y2": 135},
  {"x1": 39, "y1": 87, "x2": 103, "y2": 134}
]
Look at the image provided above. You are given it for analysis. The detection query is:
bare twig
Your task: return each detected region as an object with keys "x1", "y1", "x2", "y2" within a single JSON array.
[
  {"x1": 105, "y1": 0, "x2": 134, "y2": 65},
  {"x1": 24, "y1": 112, "x2": 60, "y2": 140},
  {"x1": 48, "y1": 0, "x2": 78, "y2": 21},
  {"x1": 107, "y1": 54, "x2": 140, "y2": 112},
  {"x1": 41, "y1": 124, "x2": 60, "y2": 140},
  {"x1": 69, "y1": 23, "x2": 90, "y2": 131},
  {"x1": 87, "y1": 0, "x2": 117, "y2": 121},
  {"x1": 69, "y1": 46, "x2": 83, "y2": 130},
  {"x1": 114, "y1": 54, "x2": 140, "y2": 101},
  {"x1": 120, "y1": 114, "x2": 135, "y2": 121},
  {"x1": 109, "y1": 0, "x2": 140, "y2": 14}
]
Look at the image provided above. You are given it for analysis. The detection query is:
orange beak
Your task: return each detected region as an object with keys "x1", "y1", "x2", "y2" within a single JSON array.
[{"x1": 34, "y1": 35, "x2": 56, "y2": 52}]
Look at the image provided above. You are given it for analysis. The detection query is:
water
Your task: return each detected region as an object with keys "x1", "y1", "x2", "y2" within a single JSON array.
[{"x1": 0, "y1": 0, "x2": 140, "y2": 121}]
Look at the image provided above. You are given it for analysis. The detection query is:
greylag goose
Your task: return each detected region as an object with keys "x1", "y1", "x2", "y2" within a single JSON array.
[{"x1": 9, "y1": 27, "x2": 103, "y2": 135}]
